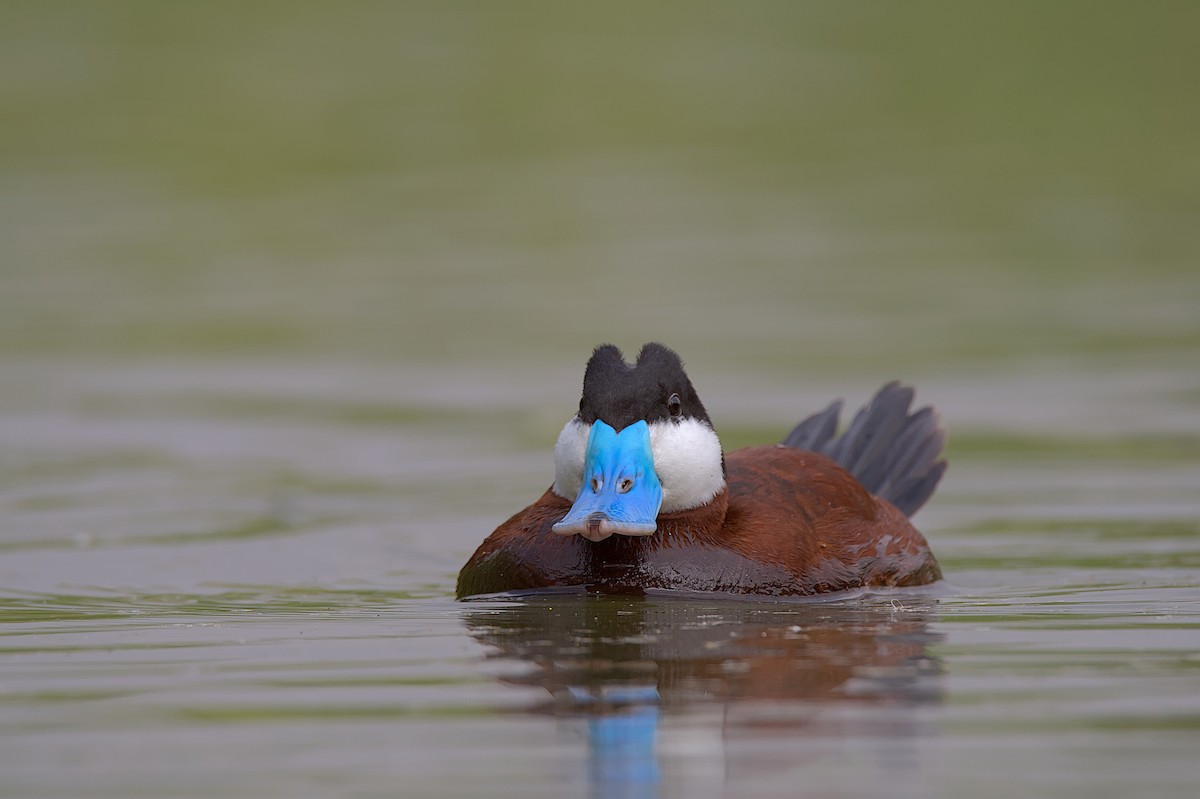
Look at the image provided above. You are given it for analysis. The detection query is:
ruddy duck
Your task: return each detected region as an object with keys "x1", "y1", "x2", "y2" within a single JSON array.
[{"x1": 457, "y1": 343, "x2": 944, "y2": 599}]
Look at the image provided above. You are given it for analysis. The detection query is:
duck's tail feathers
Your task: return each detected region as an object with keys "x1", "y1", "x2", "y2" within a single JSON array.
[{"x1": 782, "y1": 381, "x2": 947, "y2": 517}]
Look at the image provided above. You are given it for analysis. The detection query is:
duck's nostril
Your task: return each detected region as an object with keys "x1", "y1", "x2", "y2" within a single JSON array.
[
  {"x1": 617, "y1": 478, "x2": 634, "y2": 494},
  {"x1": 590, "y1": 476, "x2": 602, "y2": 493}
]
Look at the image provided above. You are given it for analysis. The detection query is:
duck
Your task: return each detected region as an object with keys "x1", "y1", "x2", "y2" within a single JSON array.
[{"x1": 456, "y1": 343, "x2": 945, "y2": 599}]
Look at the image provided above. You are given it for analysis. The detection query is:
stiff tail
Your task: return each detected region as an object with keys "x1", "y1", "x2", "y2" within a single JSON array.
[{"x1": 782, "y1": 382, "x2": 946, "y2": 517}]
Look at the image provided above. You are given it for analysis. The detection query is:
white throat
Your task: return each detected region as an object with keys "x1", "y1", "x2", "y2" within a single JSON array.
[{"x1": 552, "y1": 416, "x2": 726, "y2": 513}]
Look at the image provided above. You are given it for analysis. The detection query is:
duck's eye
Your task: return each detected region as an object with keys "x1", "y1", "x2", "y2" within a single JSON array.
[{"x1": 667, "y1": 393, "x2": 682, "y2": 418}]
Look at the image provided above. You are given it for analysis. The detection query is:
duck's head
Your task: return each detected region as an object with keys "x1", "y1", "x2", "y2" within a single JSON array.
[{"x1": 551, "y1": 343, "x2": 725, "y2": 542}]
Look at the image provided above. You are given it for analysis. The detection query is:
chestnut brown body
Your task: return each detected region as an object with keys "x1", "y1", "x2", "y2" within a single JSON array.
[{"x1": 456, "y1": 445, "x2": 941, "y2": 599}]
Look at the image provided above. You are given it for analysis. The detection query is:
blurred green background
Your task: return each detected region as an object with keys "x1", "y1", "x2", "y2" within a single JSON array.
[{"x1": 4, "y1": 1, "x2": 1197, "y2": 375}]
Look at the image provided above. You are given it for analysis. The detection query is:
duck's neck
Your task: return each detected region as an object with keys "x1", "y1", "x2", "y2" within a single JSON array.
[
  {"x1": 655, "y1": 487, "x2": 729, "y2": 542},
  {"x1": 577, "y1": 489, "x2": 731, "y2": 590}
]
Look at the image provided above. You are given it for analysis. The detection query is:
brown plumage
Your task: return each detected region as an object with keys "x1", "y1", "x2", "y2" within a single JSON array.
[{"x1": 457, "y1": 445, "x2": 941, "y2": 598}]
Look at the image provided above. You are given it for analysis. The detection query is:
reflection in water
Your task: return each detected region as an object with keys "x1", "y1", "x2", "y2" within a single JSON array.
[{"x1": 464, "y1": 592, "x2": 944, "y2": 798}]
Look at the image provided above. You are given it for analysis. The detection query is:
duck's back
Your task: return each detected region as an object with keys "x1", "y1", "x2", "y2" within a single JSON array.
[{"x1": 719, "y1": 445, "x2": 941, "y2": 593}]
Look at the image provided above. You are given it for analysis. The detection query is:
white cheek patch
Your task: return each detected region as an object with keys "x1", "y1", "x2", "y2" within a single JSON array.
[
  {"x1": 552, "y1": 415, "x2": 726, "y2": 514},
  {"x1": 551, "y1": 416, "x2": 590, "y2": 500},
  {"x1": 649, "y1": 418, "x2": 725, "y2": 513}
]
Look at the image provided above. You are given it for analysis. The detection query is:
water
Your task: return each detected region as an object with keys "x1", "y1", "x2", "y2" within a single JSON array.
[{"x1": 2, "y1": 3, "x2": 1199, "y2": 798}]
